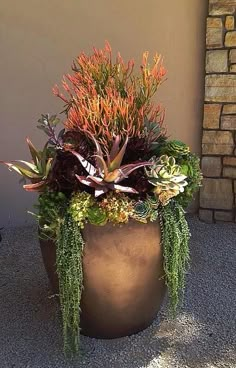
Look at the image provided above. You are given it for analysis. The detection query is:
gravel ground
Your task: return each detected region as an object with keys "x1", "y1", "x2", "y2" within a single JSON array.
[{"x1": 0, "y1": 215, "x2": 235, "y2": 368}]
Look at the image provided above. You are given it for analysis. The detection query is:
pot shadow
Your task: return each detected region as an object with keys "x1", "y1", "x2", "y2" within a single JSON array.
[
  {"x1": 159, "y1": 216, "x2": 236, "y2": 368},
  {"x1": 0, "y1": 217, "x2": 235, "y2": 368}
]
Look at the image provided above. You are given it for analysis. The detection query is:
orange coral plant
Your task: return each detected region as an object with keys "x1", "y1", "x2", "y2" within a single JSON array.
[{"x1": 53, "y1": 42, "x2": 166, "y2": 151}]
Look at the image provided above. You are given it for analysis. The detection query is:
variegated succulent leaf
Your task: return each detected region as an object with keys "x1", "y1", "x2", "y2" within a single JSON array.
[
  {"x1": 1, "y1": 139, "x2": 53, "y2": 192},
  {"x1": 73, "y1": 136, "x2": 152, "y2": 195},
  {"x1": 145, "y1": 154, "x2": 188, "y2": 204}
]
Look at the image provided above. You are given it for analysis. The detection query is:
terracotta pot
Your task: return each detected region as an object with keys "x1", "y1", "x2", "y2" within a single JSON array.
[{"x1": 39, "y1": 220, "x2": 166, "y2": 339}]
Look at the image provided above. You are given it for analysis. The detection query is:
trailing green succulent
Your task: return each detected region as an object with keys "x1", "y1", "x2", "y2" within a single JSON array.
[
  {"x1": 56, "y1": 214, "x2": 84, "y2": 355},
  {"x1": 159, "y1": 201, "x2": 190, "y2": 314}
]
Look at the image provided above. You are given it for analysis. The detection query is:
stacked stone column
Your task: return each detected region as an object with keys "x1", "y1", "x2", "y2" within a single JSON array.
[{"x1": 200, "y1": 0, "x2": 236, "y2": 223}]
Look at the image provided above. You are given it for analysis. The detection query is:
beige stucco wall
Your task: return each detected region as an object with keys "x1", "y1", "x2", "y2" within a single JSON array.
[{"x1": 0, "y1": 0, "x2": 208, "y2": 227}]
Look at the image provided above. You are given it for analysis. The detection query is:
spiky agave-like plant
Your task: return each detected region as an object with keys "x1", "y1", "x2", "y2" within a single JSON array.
[
  {"x1": 72, "y1": 135, "x2": 152, "y2": 197},
  {"x1": 1, "y1": 139, "x2": 53, "y2": 191}
]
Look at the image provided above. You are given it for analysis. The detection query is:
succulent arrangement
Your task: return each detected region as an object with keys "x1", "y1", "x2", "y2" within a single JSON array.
[{"x1": 1, "y1": 43, "x2": 202, "y2": 355}]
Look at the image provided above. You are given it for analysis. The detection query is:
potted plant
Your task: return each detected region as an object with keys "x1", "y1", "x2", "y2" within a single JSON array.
[{"x1": 1, "y1": 42, "x2": 202, "y2": 355}]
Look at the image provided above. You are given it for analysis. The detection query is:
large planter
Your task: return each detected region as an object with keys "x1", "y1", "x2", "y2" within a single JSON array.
[{"x1": 40, "y1": 220, "x2": 166, "y2": 339}]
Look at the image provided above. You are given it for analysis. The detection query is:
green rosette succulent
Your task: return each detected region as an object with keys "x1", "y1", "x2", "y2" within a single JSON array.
[
  {"x1": 150, "y1": 139, "x2": 190, "y2": 158},
  {"x1": 146, "y1": 195, "x2": 159, "y2": 209},
  {"x1": 176, "y1": 153, "x2": 202, "y2": 207},
  {"x1": 87, "y1": 206, "x2": 108, "y2": 226},
  {"x1": 165, "y1": 140, "x2": 190, "y2": 157},
  {"x1": 146, "y1": 196, "x2": 159, "y2": 221},
  {"x1": 145, "y1": 155, "x2": 188, "y2": 205},
  {"x1": 132, "y1": 200, "x2": 151, "y2": 223},
  {"x1": 131, "y1": 197, "x2": 158, "y2": 223}
]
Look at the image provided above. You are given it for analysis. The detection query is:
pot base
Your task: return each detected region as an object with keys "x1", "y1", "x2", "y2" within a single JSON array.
[{"x1": 40, "y1": 220, "x2": 166, "y2": 339}]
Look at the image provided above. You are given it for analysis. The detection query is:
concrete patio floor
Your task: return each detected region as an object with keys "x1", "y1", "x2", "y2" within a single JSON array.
[{"x1": 0, "y1": 216, "x2": 235, "y2": 368}]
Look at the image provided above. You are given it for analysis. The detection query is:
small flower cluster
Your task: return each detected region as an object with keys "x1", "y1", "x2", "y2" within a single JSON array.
[
  {"x1": 56, "y1": 191, "x2": 159, "y2": 229},
  {"x1": 69, "y1": 192, "x2": 94, "y2": 228}
]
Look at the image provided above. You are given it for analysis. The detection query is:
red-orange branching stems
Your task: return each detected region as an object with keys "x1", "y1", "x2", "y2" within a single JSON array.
[{"x1": 53, "y1": 42, "x2": 167, "y2": 150}]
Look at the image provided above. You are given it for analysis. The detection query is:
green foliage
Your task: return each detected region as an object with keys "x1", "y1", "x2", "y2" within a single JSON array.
[
  {"x1": 99, "y1": 192, "x2": 134, "y2": 223},
  {"x1": 87, "y1": 206, "x2": 108, "y2": 226},
  {"x1": 151, "y1": 139, "x2": 190, "y2": 157},
  {"x1": 145, "y1": 155, "x2": 188, "y2": 205},
  {"x1": 69, "y1": 192, "x2": 94, "y2": 228},
  {"x1": 132, "y1": 201, "x2": 151, "y2": 223},
  {"x1": 37, "y1": 114, "x2": 64, "y2": 148},
  {"x1": 36, "y1": 191, "x2": 68, "y2": 239},
  {"x1": 56, "y1": 214, "x2": 84, "y2": 355},
  {"x1": 149, "y1": 140, "x2": 202, "y2": 208},
  {"x1": 164, "y1": 140, "x2": 190, "y2": 157},
  {"x1": 131, "y1": 196, "x2": 159, "y2": 223},
  {"x1": 1, "y1": 139, "x2": 53, "y2": 192},
  {"x1": 159, "y1": 201, "x2": 190, "y2": 314},
  {"x1": 176, "y1": 153, "x2": 202, "y2": 208}
]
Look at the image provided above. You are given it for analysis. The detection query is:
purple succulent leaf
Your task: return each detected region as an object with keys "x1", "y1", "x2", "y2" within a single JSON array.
[
  {"x1": 109, "y1": 136, "x2": 128, "y2": 171},
  {"x1": 91, "y1": 137, "x2": 105, "y2": 170},
  {"x1": 75, "y1": 175, "x2": 107, "y2": 196},
  {"x1": 23, "y1": 180, "x2": 46, "y2": 192},
  {"x1": 58, "y1": 128, "x2": 65, "y2": 140},
  {"x1": 95, "y1": 187, "x2": 108, "y2": 197},
  {"x1": 72, "y1": 151, "x2": 97, "y2": 176},
  {"x1": 26, "y1": 138, "x2": 41, "y2": 163},
  {"x1": 111, "y1": 183, "x2": 138, "y2": 194},
  {"x1": 87, "y1": 175, "x2": 106, "y2": 186},
  {"x1": 75, "y1": 175, "x2": 96, "y2": 187},
  {"x1": 115, "y1": 162, "x2": 153, "y2": 183},
  {"x1": 109, "y1": 135, "x2": 121, "y2": 162},
  {"x1": 92, "y1": 137, "x2": 103, "y2": 157},
  {"x1": 92, "y1": 155, "x2": 108, "y2": 177}
]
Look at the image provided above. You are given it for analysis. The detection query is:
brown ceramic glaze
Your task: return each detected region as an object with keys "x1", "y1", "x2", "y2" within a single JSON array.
[{"x1": 39, "y1": 220, "x2": 166, "y2": 339}]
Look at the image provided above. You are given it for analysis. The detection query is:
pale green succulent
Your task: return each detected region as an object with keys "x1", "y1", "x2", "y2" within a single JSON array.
[
  {"x1": 145, "y1": 155, "x2": 188, "y2": 204},
  {"x1": 68, "y1": 192, "x2": 94, "y2": 228},
  {"x1": 165, "y1": 140, "x2": 190, "y2": 157}
]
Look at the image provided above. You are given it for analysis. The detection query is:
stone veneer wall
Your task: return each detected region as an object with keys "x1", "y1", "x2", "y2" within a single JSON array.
[{"x1": 200, "y1": 0, "x2": 236, "y2": 223}]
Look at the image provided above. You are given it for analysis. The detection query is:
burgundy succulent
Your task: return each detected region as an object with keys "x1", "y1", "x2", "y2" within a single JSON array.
[{"x1": 72, "y1": 136, "x2": 153, "y2": 197}]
